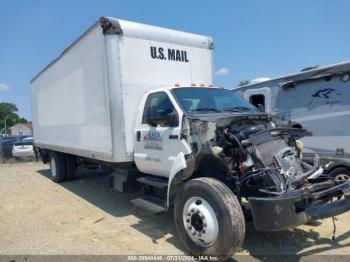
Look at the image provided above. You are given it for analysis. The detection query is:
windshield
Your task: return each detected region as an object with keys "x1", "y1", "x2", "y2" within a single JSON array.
[{"x1": 172, "y1": 88, "x2": 257, "y2": 114}]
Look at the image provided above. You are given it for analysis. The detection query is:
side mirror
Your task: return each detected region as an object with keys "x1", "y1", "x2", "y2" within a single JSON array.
[
  {"x1": 147, "y1": 115, "x2": 169, "y2": 126},
  {"x1": 166, "y1": 113, "x2": 179, "y2": 127},
  {"x1": 146, "y1": 105, "x2": 179, "y2": 127},
  {"x1": 147, "y1": 114, "x2": 179, "y2": 127}
]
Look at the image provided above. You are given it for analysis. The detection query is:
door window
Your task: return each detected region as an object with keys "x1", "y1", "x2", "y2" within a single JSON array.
[
  {"x1": 249, "y1": 94, "x2": 265, "y2": 109},
  {"x1": 142, "y1": 92, "x2": 178, "y2": 126}
]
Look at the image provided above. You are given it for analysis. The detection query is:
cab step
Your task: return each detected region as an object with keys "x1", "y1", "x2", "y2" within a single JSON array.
[
  {"x1": 131, "y1": 196, "x2": 167, "y2": 215},
  {"x1": 137, "y1": 176, "x2": 168, "y2": 188}
]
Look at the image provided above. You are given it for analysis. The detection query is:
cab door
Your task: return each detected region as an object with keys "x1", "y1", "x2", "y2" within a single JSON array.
[{"x1": 133, "y1": 91, "x2": 184, "y2": 177}]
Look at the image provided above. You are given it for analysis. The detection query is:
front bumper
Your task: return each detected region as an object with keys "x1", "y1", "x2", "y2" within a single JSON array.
[
  {"x1": 248, "y1": 181, "x2": 350, "y2": 231},
  {"x1": 12, "y1": 149, "x2": 35, "y2": 157}
]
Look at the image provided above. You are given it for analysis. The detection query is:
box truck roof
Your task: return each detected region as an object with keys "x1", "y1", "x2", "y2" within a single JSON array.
[{"x1": 31, "y1": 17, "x2": 213, "y2": 83}]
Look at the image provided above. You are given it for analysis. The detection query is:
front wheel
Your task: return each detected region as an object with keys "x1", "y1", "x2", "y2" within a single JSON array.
[{"x1": 174, "y1": 177, "x2": 245, "y2": 260}]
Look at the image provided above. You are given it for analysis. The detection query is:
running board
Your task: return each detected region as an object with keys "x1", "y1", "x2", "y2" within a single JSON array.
[
  {"x1": 137, "y1": 176, "x2": 168, "y2": 189},
  {"x1": 131, "y1": 197, "x2": 167, "y2": 215}
]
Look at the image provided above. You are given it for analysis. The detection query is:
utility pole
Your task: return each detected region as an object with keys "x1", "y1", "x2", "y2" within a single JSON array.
[
  {"x1": 3, "y1": 109, "x2": 10, "y2": 135},
  {"x1": 4, "y1": 117, "x2": 7, "y2": 135}
]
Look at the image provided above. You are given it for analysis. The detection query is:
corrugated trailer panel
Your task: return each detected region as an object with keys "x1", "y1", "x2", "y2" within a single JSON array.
[{"x1": 31, "y1": 25, "x2": 114, "y2": 161}]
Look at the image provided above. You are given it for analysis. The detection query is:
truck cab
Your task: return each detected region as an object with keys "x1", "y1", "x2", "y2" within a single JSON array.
[
  {"x1": 133, "y1": 86, "x2": 259, "y2": 180},
  {"x1": 129, "y1": 86, "x2": 350, "y2": 258}
]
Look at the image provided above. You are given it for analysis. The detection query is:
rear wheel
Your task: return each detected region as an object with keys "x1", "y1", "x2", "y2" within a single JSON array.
[
  {"x1": 65, "y1": 154, "x2": 78, "y2": 180},
  {"x1": 174, "y1": 177, "x2": 245, "y2": 260},
  {"x1": 49, "y1": 151, "x2": 67, "y2": 183}
]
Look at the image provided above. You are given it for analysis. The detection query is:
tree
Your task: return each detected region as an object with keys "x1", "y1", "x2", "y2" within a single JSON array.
[
  {"x1": 0, "y1": 102, "x2": 28, "y2": 134},
  {"x1": 238, "y1": 80, "x2": 250, "y2": 87}
]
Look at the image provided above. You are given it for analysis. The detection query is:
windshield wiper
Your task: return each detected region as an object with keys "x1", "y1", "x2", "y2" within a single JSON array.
[
  {"x1": 224, "y1": 106, "x2": 255, "y2": 112},
  {"x1": 190, "y1": 107, "x2": 222, "y2": 113}
]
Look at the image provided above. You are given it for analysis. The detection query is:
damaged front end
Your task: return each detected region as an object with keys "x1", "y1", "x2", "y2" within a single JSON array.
[
  {"x1": 184, "y1": 112, "x2": 350, "y2": 231},
  {"x1": 249, "y1": 180, "x2": 350, "y2": 231}
]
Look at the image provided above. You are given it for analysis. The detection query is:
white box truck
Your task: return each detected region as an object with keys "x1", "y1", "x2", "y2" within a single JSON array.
[{"x1": 31, "y1": 17, "x2": 350, "y2": 259}]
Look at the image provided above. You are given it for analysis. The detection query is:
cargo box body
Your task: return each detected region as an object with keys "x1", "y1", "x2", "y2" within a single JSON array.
[{"x1": 31, "y1": 17, "x2": 213, "y2": 163}]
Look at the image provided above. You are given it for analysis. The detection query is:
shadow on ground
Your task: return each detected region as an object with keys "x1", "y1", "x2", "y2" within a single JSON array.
[
  {"x1": 38, "y1": 168, "x2": 184, "y2": 251},
  {"x1": 37, "y1": 168, "x2": 350, "y2": 260}
]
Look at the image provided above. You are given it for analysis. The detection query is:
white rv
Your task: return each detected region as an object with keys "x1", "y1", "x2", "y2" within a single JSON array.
[
  {"x1": 31, "y1": 18, "x2": 350, "y2": 259},
  {"x1": 234, "y1": 61, "x2": 350, "y2": 179}
]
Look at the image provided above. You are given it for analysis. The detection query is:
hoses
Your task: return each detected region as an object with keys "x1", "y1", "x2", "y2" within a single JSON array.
[{"x1": 225, "y1": 131, "x2": 246, "y2": 158}]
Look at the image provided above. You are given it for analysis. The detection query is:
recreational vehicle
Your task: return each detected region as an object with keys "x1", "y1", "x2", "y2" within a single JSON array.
[{"x1": 234, "y1": 61, "x2": 350, "y2": 180}]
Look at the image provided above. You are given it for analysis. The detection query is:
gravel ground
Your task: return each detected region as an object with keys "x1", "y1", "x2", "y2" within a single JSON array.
[{"x1": 1, "y1": 162, "x2": 350, "y2": 260}]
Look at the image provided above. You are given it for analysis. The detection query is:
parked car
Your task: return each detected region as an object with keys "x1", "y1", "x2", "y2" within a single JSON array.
[
  {"x1": 0, "y1": 135, "x2": 29, "y2": 158},
  {"x1": 12, "y1": 136, "x2": 34, "y2": 157}
]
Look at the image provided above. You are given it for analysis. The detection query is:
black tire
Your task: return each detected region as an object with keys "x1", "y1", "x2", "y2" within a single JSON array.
[
  {"x1": 174, "y1": 177, "x2": 245, "y2": 260},
  {"x1": 65, "y1": 154, "x2": 78, "y2": 180},
  {"x1": 49, "y1": 151, "x2": 67, "y2": 183},
  {"x1": 328, "y1": 167, "x2": 350, "y2": 182}
]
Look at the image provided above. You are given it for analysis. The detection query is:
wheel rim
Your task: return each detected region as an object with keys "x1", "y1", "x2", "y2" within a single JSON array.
[
  {"x1": 182, "y1": 197, "x2": 219, "y2": 247},
  {"x1": 334, "y1": 173, "x2": 350, "y2": 182},
  {"x1": 50, "y1": 158, "x2": 57, "y2": 178}
]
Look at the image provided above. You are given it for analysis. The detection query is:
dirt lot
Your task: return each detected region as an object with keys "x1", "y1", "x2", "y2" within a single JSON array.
[{"x1": 1, "y1": 162, "x2": 350, "y2": 260}]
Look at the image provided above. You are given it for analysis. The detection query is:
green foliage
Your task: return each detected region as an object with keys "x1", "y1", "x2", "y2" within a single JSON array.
[
  {"x1": 0, "y1": 102, "x2": 28, "y2": 134},
  {"x1": 238, "y1": 80, "x2": 250, "y2": 87}
]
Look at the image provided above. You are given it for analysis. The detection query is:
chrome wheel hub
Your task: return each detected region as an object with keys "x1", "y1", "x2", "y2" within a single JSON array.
[
  {"x1": 182, "y1": 197, "x2": 219, "y2": 247},
  {"x1": 50, "y1": 158, "x2": 57, "y2": 178}
]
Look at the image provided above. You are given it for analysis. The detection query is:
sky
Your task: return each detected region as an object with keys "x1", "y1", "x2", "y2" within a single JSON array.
[{"x1": 0, "y1": 0, "x2": 349, "y2": 120}]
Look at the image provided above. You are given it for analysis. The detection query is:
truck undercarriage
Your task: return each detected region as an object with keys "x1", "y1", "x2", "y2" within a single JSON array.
[{"x1": 185, "y1": 113, "x2": 350, "y2": 231}]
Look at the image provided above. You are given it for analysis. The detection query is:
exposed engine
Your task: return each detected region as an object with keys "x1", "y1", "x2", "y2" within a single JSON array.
[
  {"x1": 177, "y1": 88, "x2": 350, "y2": 232},
  {"x1": 187, "y1": 115, "x2": 322, "y2": 198}
]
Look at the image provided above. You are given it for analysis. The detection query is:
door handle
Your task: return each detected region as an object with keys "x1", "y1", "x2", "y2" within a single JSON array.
[
  {"x1": 169, "y1": 135, "x2": 179, "y2": 140},
  {"x1": 136, "y1": 131, "x2": 141, "y2": 142}
]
